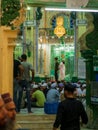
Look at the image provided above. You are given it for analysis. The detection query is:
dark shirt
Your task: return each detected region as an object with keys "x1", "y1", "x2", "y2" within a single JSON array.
[
  {"x1": 55, "y1": 61, "x2": 59, "y2": 72},
  {"x1": 14, "y1": 59, "x2": 21, "y2": 78},
  {"x1": 43, "y1": 88, "x2": 49, "y2": 98},
  {"x1": 53, "y1": 98, "x2": 88, "y2": 130}
]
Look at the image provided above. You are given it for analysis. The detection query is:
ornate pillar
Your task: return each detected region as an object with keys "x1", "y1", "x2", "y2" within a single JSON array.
[
  {"x1": 0, "y1": 26, "x2": 18, "y2": 97},
  {"x1": 80, "y1": 12, "x2": 98, "y2": 128}
]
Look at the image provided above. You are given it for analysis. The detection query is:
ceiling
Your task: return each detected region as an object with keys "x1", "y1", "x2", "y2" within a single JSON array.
[
  {"x1": 26, "y1": 0, "x2": 66, "y2": 7},
  {"x1": 26, "y1": 0, "x2": 98, "y2": 8}
]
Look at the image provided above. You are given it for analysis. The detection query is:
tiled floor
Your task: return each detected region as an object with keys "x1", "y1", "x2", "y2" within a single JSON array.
[{"x1": 20, "y1": 108, "x2": 45, "y2": 114}]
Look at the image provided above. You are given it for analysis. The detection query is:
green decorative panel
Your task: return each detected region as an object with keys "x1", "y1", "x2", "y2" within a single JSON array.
[
  {"x1": 50, "y1": 44, "x2": 74, "y2": 78},
  {"x1": 87, "y1": 0, "x2": 98, "y2": 8},
  {"x1": 14, "y1": 45, "x2": 23, "y2": 59},
  {"x1": 81, "y1": 49, "x2": 96, "y2": 59},
  {"x1": 86, "y1": 13, "x2": 98, "y2": 50}
]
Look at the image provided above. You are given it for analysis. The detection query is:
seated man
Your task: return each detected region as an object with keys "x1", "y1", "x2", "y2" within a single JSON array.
[
  {"x1": 31, "y1": 85, "x2": 46, "y2": 107},
  {"x1": 46, "y1": 83, "x2": 60, "y2": 103},
  {"x1": 58, "y1": 82, "x2": 65, "y2": 101},
  {"x1": 40, "y1": 83, "x2": 49, "y2": 98}
]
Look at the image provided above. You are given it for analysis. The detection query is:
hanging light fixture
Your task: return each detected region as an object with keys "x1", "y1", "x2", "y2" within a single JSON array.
[{"x1": 45, "y1": 8, "x2": 98, "y2": 12}]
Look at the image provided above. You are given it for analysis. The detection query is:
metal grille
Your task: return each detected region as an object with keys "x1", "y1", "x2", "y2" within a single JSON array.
[
  {"x1": 91, "y1": 81, "x2": 98, "y2": 96},
  {"x1": 91, "y1": 81, "x2": 98, "y2": 104}
]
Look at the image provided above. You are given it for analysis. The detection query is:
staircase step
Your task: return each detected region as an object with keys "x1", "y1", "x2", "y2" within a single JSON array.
[
  {"x1": 17, "y1": 120, "x2": 54, "y2": 128},
  {"x1": 16, "y1": 114, "x2": 91, "y2": 130},
  {"x1": 16, "y1": 114, "x2": 56, "y2": 121},
  {"x1": 16, "y1": 110, "x2": 56, "y2": 130}
]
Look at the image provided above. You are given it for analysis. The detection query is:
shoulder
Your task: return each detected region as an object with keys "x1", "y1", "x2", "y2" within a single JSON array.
[
  {"x1": 74, "y1": 99, "x2": 83, "y2": 106},
  {"x1": 32, "y1": 91, "x2": 37, "y2": 95},
  {"x1": 14, "y1": 59, "x2": 20, "y2": 63},
  {"x1": 61, "y1": 98, "x2": 82, "y2": 104},
  {"x1": 27, "y1": 62, "x2": 33, "y2": 69},
  {"x1": 59, "y1": 99, "x2": 67, "y2": 105},
  {"x1": 14, "y1": 59, "x2": 21, "y2": 66},
  {"x1": 22, "y1": 62, "x2": 32, "y2": 67}
]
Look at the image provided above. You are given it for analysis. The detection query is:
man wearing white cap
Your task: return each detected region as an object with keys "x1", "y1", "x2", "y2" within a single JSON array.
[
  {"x1": 40, "y1": 83, "x2": 49, "y2": 98},
  {"x1": 31, "y1": 85, "x2": 46, "y2": 107},
  {"x1": 81, "y1": 84, "x2": 86, "y2": 110},
  {"x1": 46, "y1": 83, "x2": 60, "y2": 103},
  {"x1": 81, "y1": 84, "x2": 86, "y2": 96}
]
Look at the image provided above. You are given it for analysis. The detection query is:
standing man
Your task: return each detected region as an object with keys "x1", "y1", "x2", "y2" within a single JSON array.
[
  {"x1": 17, "y1": 54, "x2": 34, "y2": 113},
  {"x1": 53, "y1": 83, "x2": 88, "y2": 130},
  {"x1": 54, "y1": 57, "x2": 59, "y2": 82},
  {"x1": 13, "y1": 59, "x2": 24, "y2": 112},
  {"x1": 59, "y1": 61, "x2": 66, "y2": 81}
]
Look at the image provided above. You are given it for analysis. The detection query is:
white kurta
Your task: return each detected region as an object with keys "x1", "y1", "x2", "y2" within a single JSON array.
[{"x1": 59, "y1": 62, "x2": 66, "y2": 81}]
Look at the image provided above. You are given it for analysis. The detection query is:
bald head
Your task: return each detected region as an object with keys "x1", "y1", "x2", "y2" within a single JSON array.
[
  {"x1": 1, "y1": 93, "x2": 16, "y2": 121},
  {"x1": 0, "y1": 96, "x2": 8, "y2": 126}
]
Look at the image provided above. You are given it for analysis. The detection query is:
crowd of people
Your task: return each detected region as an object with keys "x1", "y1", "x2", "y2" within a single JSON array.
[
  {"x1": 13, "y1": 53, "x2": 87, "y2": 110},
  {"x1": 0, "y1": 80, "x2": 88, "y2": 130},
  {"x1": 12, "y1": 54, "x2": 88, "y2": 130},
  {"x1": 20, "y1": 79, "x2": 87, "y2": 110}
]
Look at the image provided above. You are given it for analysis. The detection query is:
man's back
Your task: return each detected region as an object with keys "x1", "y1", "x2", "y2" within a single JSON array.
[
  {"x1": 32, "y1": 90, "x2": 46, "y2": 107},
  {"x1": 53, "y1": 98, "x2": 88, "y2": 130},
  {"x1": 46, "y1": 89, "x2": 59, "y2": 103},
  {"x1": 55, "y1": 61, "x2": 59, "y2": 72},
  {"x1": 14, "y1": 59, "x2": 21, "y2": 78},
  {"x1": 21, "y1": 61, "x2": 33, "y2": 81}
]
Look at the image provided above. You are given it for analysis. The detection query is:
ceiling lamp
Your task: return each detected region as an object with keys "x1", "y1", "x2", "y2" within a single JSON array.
[
  {"x1": 45, "y1": 8, "x2": 98, "y2": 13},
  {"x1": 66, "y1": 0, "x2": 89, "y2": 8}
]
